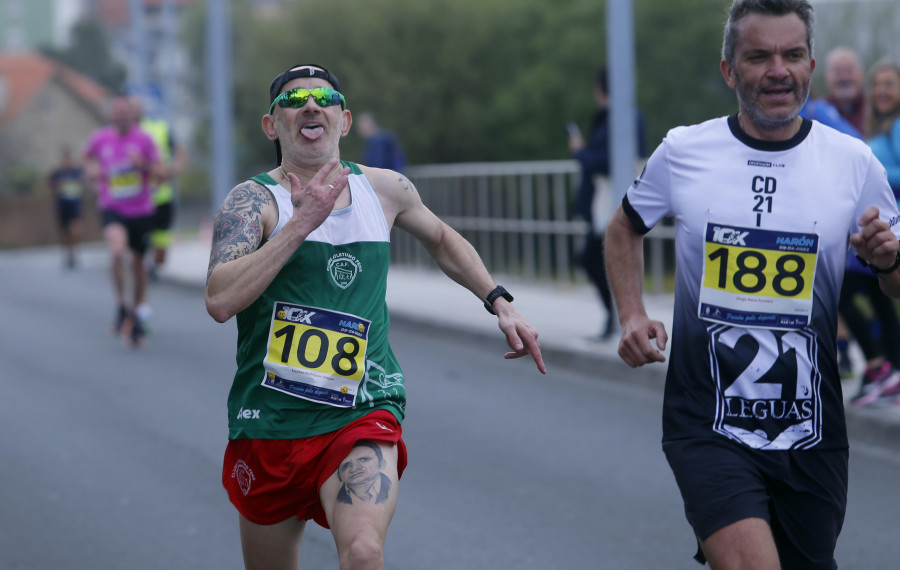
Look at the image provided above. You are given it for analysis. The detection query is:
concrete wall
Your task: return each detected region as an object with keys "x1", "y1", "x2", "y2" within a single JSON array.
[
  {"x1": 0, "y1": 194, "x2": 209, "y2": 249},
  {"x1": 0, "y1": 195, "x2": 102, "y2": 249}
]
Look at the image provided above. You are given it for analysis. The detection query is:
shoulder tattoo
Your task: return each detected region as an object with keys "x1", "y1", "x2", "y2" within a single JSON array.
[
  {"x1": 398, "y1": 174, "x2": 413, "y2": 193},
  {"x1": 207, "y1": 181, "x2": 271, "y2": 281}
]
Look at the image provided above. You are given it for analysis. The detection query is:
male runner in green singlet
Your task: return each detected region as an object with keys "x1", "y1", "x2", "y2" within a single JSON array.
[{"x1": 205, "y1": 64, "x2": 546, "y2": 570}]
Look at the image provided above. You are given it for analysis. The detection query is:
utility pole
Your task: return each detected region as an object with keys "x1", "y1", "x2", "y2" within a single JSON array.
[
  {"x1": 129, "y1": 0, "x2": 147, "y2": 96},
  {"x1": 606, "y1": 0, "x2": 638, "y2": 202},
  {"x1": 206, "y1": 0, "x2": 235, "y2": 215},
  {"x1": 161, "y1": 0, "x2": 177, "y2": 129}
]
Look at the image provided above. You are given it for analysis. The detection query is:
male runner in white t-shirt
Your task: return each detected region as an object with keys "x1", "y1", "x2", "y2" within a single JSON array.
[{"x1": 605, "y1": 1, "x2": 900, "y2": 568}]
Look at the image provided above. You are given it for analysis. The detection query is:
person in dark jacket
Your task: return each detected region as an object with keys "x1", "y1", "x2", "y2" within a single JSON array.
[
  {"x1": 569, "y1": 68, "x2": 646, "y2": 339},
  {"x1": 357, "y1": 111, "x2": 407, "y2": 172}
]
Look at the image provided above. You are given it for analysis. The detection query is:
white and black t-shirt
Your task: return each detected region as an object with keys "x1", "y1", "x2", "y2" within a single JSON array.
[{"x1": 624, "y1": 116, "x2": 900, "y2": 451}]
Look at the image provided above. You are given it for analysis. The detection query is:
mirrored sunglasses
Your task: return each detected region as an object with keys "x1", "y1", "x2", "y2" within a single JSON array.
[{"x1": 269, "y1": 87, "x2": 346, "y2": 114}]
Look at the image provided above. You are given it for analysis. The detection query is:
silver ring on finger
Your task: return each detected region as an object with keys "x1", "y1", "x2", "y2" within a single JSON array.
[{"x1": 327, "y1": 184, "x2": 335, "y2": 190}]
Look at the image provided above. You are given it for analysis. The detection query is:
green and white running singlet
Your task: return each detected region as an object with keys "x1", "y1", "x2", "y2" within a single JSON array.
[
  {"x1": 624, "y1": 116, "x2": 900, "y2": 451},
  {"x1": 227, "y1": 161, "x2": 405, "y2": 439}
]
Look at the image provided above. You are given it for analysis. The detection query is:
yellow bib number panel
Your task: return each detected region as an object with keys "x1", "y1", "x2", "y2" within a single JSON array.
[
  {"x1": 699, "y1": 223, "x2": 818, "y2": 330},
  {"x1": 60, "y1": 180, "x2": 83, "y2": 199},
  {"x1": 262, "y1": 302, "x2": 370, "y2": 407},
  {"x1": 109, "y1": 168, "x2": 140, "y2": 199}
]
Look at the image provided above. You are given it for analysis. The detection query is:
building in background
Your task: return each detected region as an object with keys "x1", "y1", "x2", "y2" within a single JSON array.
[
  {"x1": 0, "y1": 0, "x2": 201, "y2": 164},
  {"x1": 0, "y1": 51, "x2": 109, "y2": 174},
  {"x1": 85, "y1": 0, "x2": 198, "y2": 152},
  {"x1": 0, "y1": 50, "x2": 109, "y2": 249},
  {"x1": 0, "y1": 0, "x2": 88, "y2": 52}
]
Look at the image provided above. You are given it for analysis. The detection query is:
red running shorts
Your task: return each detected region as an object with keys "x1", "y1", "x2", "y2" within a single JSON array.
[{"x1": 222, "y1": 409, "x2": 407, "y2": 529}]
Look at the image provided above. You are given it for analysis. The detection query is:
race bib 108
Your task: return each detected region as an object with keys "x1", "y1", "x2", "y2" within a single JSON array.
[{"x1": 262, "y1": 302, "x2": 370, "y2": 407}]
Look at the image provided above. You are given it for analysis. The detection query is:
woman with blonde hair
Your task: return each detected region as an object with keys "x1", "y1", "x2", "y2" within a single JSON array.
[{"x1": 867, "y1": 58, "x2": 900, "y2": 191}]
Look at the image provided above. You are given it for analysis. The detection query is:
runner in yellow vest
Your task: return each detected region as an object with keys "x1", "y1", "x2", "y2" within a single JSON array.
[{"x1": 132, "y1": 98, "x2": 188, "y2": 280}]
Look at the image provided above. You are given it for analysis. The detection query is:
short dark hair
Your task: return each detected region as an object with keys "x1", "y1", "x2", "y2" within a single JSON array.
[
  {"x1": 721, "y1": 0, "x2": 815, "y2": 66},
  {"x1": 352, "y1": 440, "x2": 384, "y2": 462}
]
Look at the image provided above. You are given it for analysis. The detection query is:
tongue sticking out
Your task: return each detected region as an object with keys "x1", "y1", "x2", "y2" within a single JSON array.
[{"x1": 301, "y1": 124, "x2": 325, "y2": 141}]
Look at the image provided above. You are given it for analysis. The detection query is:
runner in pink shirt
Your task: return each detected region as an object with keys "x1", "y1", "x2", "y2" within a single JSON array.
[{"x1": 83, "y1": 95, "x2": 161, "y2": 349}]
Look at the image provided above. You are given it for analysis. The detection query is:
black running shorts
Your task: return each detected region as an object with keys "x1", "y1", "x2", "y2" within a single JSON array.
[
  {"x1": 663, "y1": 437, "x2": 847, "y2": 569},
  {"x1": 152, "y1": 201, "x2": 175, "y2": 232},
  {"x1": 57, "y1": 199, "x2": 81, "y2": 228},
  {"x1": 101, "y1": 210, "x2": 154, "y2": 255}
]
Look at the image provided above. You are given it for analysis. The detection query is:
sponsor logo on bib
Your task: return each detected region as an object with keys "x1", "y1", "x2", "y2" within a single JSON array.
[{"x1": 711, "y1": 226, "x2": 749, "y2": 246}]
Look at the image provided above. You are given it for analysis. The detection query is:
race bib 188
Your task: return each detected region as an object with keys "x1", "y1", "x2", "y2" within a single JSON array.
[
  {"x1": 699, "y1": 222, "x2": 818, "y2": 330},
  {"x1": 262, "y1": 302, "x2": 370, "y2": 407}
]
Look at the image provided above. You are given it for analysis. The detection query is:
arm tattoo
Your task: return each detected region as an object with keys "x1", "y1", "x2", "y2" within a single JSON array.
[
  {"x1": 207, "y1": 181, "x2": 271, "y2": 281},
  {"x1": 398, "y1": 174, "x2": 413, "y2": 193}
]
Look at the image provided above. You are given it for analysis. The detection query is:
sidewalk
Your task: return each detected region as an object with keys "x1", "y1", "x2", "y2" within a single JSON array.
[{"x1": 163, "y1": 236, "x2": 900, "y2": 447}]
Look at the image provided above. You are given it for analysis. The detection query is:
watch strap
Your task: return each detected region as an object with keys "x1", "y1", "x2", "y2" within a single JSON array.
[
  {"x1": 857, "y1": 248, "x2": 900, "y2": 275},
  {"x1": 484, "y1": 285, "x2": 514, "y2": 315}
]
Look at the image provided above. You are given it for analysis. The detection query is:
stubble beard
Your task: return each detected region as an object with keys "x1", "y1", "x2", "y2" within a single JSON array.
[
  {"x1": 279, "y1": 116, "x2": 342, "y2": 166},
  {"x1": 284, "y1": 136, "x2": 339, "y2": 166},
  {"x1": 735, "y1": 71, "x2": 811, "y2": 134}
]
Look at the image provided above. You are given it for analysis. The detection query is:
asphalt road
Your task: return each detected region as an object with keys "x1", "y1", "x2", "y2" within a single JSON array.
[{"x1": 1, "y1": 247, "x2": 898, "y2": 569}]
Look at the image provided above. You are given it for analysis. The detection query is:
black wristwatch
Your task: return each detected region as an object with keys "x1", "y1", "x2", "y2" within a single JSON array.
[
  {"x1": 484, "y1": 285, "x2": 514, "y2": 315},
  {"x1": 857, "y1": 249, "x2": 900, "y2": 275}
]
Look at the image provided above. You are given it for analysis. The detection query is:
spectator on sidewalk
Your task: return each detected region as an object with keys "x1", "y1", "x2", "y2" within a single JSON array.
[
  {"x1": 568, "y1": 67, "x2": 646, "y2": 340},
  {"x1": 866, "y1": 58, "x2": 900, "y2": 194},
  {"x1": 800, "y1": 90, "x2": 862, "y2": 139},
  {"x1": 356, "y1": 111, "x2": 407, "y2": 171},
  {"x1": 801, "y1": 48, "x2": 866, "y2": 377},
  {"x1": 848, "y1": 56, "x2": 900, "y2": 406},
  {"x1": 825, "y1": 46, "x2": 867, "y2": 134}
]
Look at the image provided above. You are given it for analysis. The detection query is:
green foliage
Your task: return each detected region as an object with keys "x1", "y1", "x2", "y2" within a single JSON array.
[
  {"x1": 177, "y1": 164, "x2": 212, "y2": 200},
  {"x1": 40, "y1": 19, "x2": 127, "y2": 93},
  {"x1": 191, "y1": 0, "x2": 739, "y2": 174},
  {"x1": 0, "y1": 165, "x2": 41, "y2": 197},
  {"x1": 634, "y1": 0, "x2": 735, "y2": 147}
]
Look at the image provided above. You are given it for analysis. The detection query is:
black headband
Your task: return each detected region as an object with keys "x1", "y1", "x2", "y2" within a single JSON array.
[
  {"x1": 268, "y1": 64, "x2": 344, "y2": 166},
  {"x1": 269, "y1": 64, "x2": 343, "y2": 102}
]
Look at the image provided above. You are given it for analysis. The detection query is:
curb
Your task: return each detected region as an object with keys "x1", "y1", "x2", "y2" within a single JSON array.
[
  {"x1": 160, "y1": 250, "x2": 900, "y2": 451},
  {"x1": 386, "y1": 312, "x2": 900, "y2": 450}
]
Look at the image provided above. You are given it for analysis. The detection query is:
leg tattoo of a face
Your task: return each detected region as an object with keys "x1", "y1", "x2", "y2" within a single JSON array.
[{"x1": 336, "y1": 440, "x2": 391, "y2": 505}]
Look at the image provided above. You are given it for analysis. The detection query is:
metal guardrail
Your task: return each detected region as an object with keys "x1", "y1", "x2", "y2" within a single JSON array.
[{"x1": 396, "y1": 159, "x2": 674, "y2": 293}]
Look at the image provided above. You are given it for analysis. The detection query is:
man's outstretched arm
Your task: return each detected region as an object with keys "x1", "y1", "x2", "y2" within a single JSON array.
[{"x1": 388, "y1": 173, "x2": 546, "y2": 374}]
